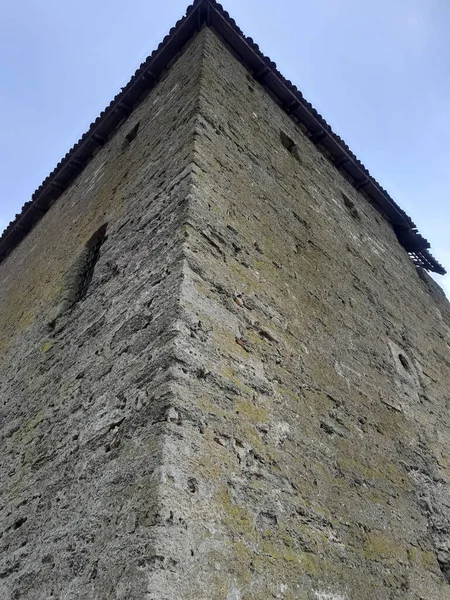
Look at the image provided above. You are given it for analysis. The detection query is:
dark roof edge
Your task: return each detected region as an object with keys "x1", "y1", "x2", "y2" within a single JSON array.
[{"x1": 0, "y1": 0, "x2": 445, "y2": 275}]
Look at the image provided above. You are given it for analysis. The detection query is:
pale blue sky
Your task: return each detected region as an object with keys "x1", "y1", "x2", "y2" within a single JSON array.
[{"x1": 1, "y1": 0, "x2": 449, "y2": 291}]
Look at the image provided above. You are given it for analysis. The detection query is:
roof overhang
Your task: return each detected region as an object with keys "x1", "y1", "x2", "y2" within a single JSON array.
[{"x1": 0, "y1": 0, "x2": 445, "y2": 274}]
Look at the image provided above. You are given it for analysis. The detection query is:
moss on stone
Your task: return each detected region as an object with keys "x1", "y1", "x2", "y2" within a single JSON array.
[{"x1": 41, "y1": 340, "x2": 54, "y2": 353}]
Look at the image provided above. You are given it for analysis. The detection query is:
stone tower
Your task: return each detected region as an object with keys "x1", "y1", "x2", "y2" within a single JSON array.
[{"x1": 1, "y1": 2, "x2": 449, "y2": 599}]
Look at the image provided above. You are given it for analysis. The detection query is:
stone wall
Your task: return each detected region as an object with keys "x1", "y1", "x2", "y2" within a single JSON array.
[
  {"x1": 162, "y1": 28, "x2": 450, "y2": 599},
  {"x1": 0, "y1": 32, "x2": 203, "y2": 600}
]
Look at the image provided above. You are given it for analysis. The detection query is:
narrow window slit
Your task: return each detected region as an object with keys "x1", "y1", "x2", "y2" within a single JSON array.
[
  {"x1": 341, "y1": 191, "x2": 360, "y2": 219},
  {"x1": 280, "y1": 131, "x2": 301, "y2": 162},
  {"x1": 75, "y1": 224, "x2": 107, "y2": 303},
  {"x1": 122, "y1": 121, "x2": 140, "y2": 150}
]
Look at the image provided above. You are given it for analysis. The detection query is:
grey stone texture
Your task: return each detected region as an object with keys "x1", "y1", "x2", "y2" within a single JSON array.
[{"x1": 0, "y1": 26, "x2": 449, "y2": 600}]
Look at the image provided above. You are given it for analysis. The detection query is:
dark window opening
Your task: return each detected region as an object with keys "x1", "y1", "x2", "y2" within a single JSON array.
[
  {"x1": 122, "y1": 121, "x2": 140, "y2": 150},
  {"x1": 75, "y1": 224, "x2": 107, "y2": 303},
  {"x1": 341, "y1": 191, "x2": 360, "y2": 219},
  {"x1": 187, "y1": 478, "x2": 198, "y2": 494},
  {"x1": 280, "y1": 131, "x2": 301, "y2": 162},
  {"x1": 398, "y1": 353, "x2": 410, "y2": 372}
]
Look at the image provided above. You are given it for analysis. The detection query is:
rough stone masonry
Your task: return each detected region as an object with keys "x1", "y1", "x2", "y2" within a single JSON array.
[{"x1": 0, "y1": 6, "x2": 449, "y2": 600}]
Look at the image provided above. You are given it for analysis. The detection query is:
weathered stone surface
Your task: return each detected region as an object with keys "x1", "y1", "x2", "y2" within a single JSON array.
[
  {"x1": 0, "y1": 24, "x2": 449, "y2": 600},
  {"x1": 0, "y1": 32, "x2": 203, "y2": 600}
]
